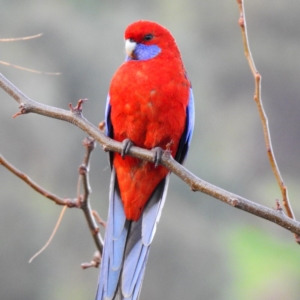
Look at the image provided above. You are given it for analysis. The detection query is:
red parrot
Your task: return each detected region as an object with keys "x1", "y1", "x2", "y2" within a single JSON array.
[{"x1": 96, "y1": 20, "x2": 194, "y2": 300}]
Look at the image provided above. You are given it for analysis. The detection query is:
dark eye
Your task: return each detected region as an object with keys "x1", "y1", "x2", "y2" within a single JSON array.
[{"x1": 143, "y1": 34, "x2": 153, "y2": 41}]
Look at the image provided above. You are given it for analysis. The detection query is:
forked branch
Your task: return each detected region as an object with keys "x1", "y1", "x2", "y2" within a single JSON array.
[
  {"x1": 0, "y1": 142, "x2": 104, "y2": 256},
  {"x1": 1, "y1": 72, "x2": 300, "y2": 238}
]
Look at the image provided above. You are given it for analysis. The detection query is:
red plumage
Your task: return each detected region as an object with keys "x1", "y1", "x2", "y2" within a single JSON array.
[
  {"x1": 97, "y1": 21, "x2": 194, "y2": 300},
  {"x1": 109, "y1": 21, "x2": 190, "y2": 221}
]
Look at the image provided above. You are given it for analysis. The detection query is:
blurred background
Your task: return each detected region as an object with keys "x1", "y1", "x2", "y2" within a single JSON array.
[{"x1": 1, "y1": 1, "x2": 300, "y2": 299}]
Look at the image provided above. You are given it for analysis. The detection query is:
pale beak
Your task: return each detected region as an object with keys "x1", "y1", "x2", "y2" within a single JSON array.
[{"x1": 125, "y1": 39, "x2": 137, "y2": 58}]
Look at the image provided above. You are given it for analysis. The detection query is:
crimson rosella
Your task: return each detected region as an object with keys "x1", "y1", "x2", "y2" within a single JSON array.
[{"x1": 96, "y1": 20, "x2": 195, "y2": 300}]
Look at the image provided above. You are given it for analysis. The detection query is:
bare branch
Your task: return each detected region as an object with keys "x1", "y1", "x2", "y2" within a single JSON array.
[
  {"x1": 0, "y1": 152, "x2": 104, "y2": 254},
  {"x1": 0, "y1": 154, "x2": 76, "y2": 206},
  {"x1": 1, "y1": 72, "x2": 300, "y2": 238},
  {"x1": 236, "y1": 0, "x2": 299, "y2": 243},
  {"x1": 77, "y1": 137, "x2": 104, "y2": 254},
  {"x1": 92, "y1": 210, "x2": 107, "y2": 228},
  {"x1": 0, "y1": 33, "x2": 60, "y2": 75},
  {"x1": 29, "y1": 205, "x2": 68, "y2": 263},
  {"x1": 0, "y1": 60, "x2": 61, "y2": 75},
  {"x1": 0, "y1": 33, "x2": 43, "y2": 42},
  {"x1": 0, "y1": 147, "x2": 104, "y2": 255},
  {"x1": 81, "y1": 251, "x2": 101, "y2": 269}
]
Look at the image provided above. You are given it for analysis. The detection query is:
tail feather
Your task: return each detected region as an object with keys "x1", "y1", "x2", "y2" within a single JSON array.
[
  {"x1": 96, "y1": 168, "x2": 170, "y2": 300},
  {"x1": 121, "y1": 225, "x2": 146, "y2": 297},
  {"x1": 142, "y1": 176, "x2": 170, "y2": 246},
  {"x1": 97, "y1": 168, "x2": 127, "y2": 300}
]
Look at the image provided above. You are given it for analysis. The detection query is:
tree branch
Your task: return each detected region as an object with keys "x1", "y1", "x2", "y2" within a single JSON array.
[
  {"x1": 1, "y1": 72, "x2": 300, "y2": 238},
  {"x1": 77, "y1": 137, "x2": 104, "y2": 254},
  {"x1": 236, "y1": 0, "x2": 299, "y2": 242},
  {"x1": 0, "y1": 154, "x2": 75, "y2": 206},
  {"x1": 0, "y1": 149, "x2": 105, "y2": 256}
]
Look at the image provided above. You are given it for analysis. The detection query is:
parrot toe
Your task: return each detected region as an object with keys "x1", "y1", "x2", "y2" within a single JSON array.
[
  {"x1": 121, "y1": 139, "x2": 134, "y2": 158},
  {"x1": 151, "y1": 147, "x2": 163, "y2": 167}
]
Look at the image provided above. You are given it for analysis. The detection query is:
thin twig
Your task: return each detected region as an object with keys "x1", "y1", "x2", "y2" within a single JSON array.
[
  {"x1": 93, "y1": 210, "x2": 107, "y2": 228},
  {"x1": 0, "y1": 60, "x2": 61, "y2": 75},
  {"x1": 0, "y1": 154, "x2": 75, "y2": 206},
  {"x1": 1, "y1": 73, "x2": 300, "y2": 238},
  {"x1": 81, "y1": 251, "x2": 101, "y2": 269},
  {"x1": 0, "y1": 153, "x2": 104, "y2": 254},
  {"x1": 0, "y1": 33, "x2": 60, "y2": 75},
  {"x1": 77, "y1": 137, "x2": 104, "y2": 254},
  {"x1": 236, "y1": 0, "x2": 299, "y2": 243},
  {"x1": 29, "y1": 205, "x2": 68, "y2": 263},
  {"x1": 0, "y1": 33, "x2": 43, "y2": 42}
]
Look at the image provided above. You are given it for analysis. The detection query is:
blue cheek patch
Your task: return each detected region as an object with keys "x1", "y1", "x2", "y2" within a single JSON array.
[{"x1": 126, "y1": 44, "x2": 161, "y2": 61}]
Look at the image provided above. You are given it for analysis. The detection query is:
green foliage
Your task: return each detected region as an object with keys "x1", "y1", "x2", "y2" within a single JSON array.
[{"x1": 227, "y1": 227, "x2": 300, "y2": 300}]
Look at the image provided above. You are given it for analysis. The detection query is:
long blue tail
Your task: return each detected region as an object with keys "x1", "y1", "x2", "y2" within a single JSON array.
[{"x1": 96, "y1": 168, "x2": 170, "y2": 300}]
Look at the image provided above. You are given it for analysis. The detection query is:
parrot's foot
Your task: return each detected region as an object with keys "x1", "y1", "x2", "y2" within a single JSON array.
[
  {"x1": 151, "y1": 147, "x2": 164, "y2": 167},
  {"x1": 121, "y1": 139, "x2": 134, "y2": 158}
]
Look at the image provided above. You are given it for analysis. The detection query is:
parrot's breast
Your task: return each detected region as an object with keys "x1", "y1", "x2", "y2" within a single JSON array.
[{"x1": 109, "y1": 56, "x2": 190, "y2": 220}]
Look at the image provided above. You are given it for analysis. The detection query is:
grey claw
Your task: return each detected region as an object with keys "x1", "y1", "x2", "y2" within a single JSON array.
[
  {"x1": 121, "y1": 139, "x2": 134, "y2": 158},
  {"x1": 151, "y1": 147, "x2": 163, "y2": 167}
]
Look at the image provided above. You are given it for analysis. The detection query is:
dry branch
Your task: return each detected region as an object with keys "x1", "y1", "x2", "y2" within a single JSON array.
[
  {"x1": 236, "y1": 0, "x2": 298, "y2": 242},
  {"x1": 0, "y1": 155, "x2": 75, "y2": 206},
  {"x1": 0, "y1": 142, "x2": 104, "y2": 255},
  {"x1": 77, "y1": 137, "x2": 104, "y2": 253},
  {"x1": 1, "y1": 72, "x2": 300, "y2": 238}
]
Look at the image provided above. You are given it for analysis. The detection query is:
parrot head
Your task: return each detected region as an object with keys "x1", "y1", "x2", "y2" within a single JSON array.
[{"x1": 124, "y1": 20, "x2": 180, "y2": 61}]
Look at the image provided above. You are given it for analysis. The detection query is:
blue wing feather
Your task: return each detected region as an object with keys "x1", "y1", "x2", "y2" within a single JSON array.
[
  {"x1": 105, "y1": 94, "x2": 114, "y2": 168},
  {"x1": 105, "y1": 94, "x2": 112, "y2": 138},
  {"x1": 175, "y1": 87, "x2": 195, "y2": 164}
]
